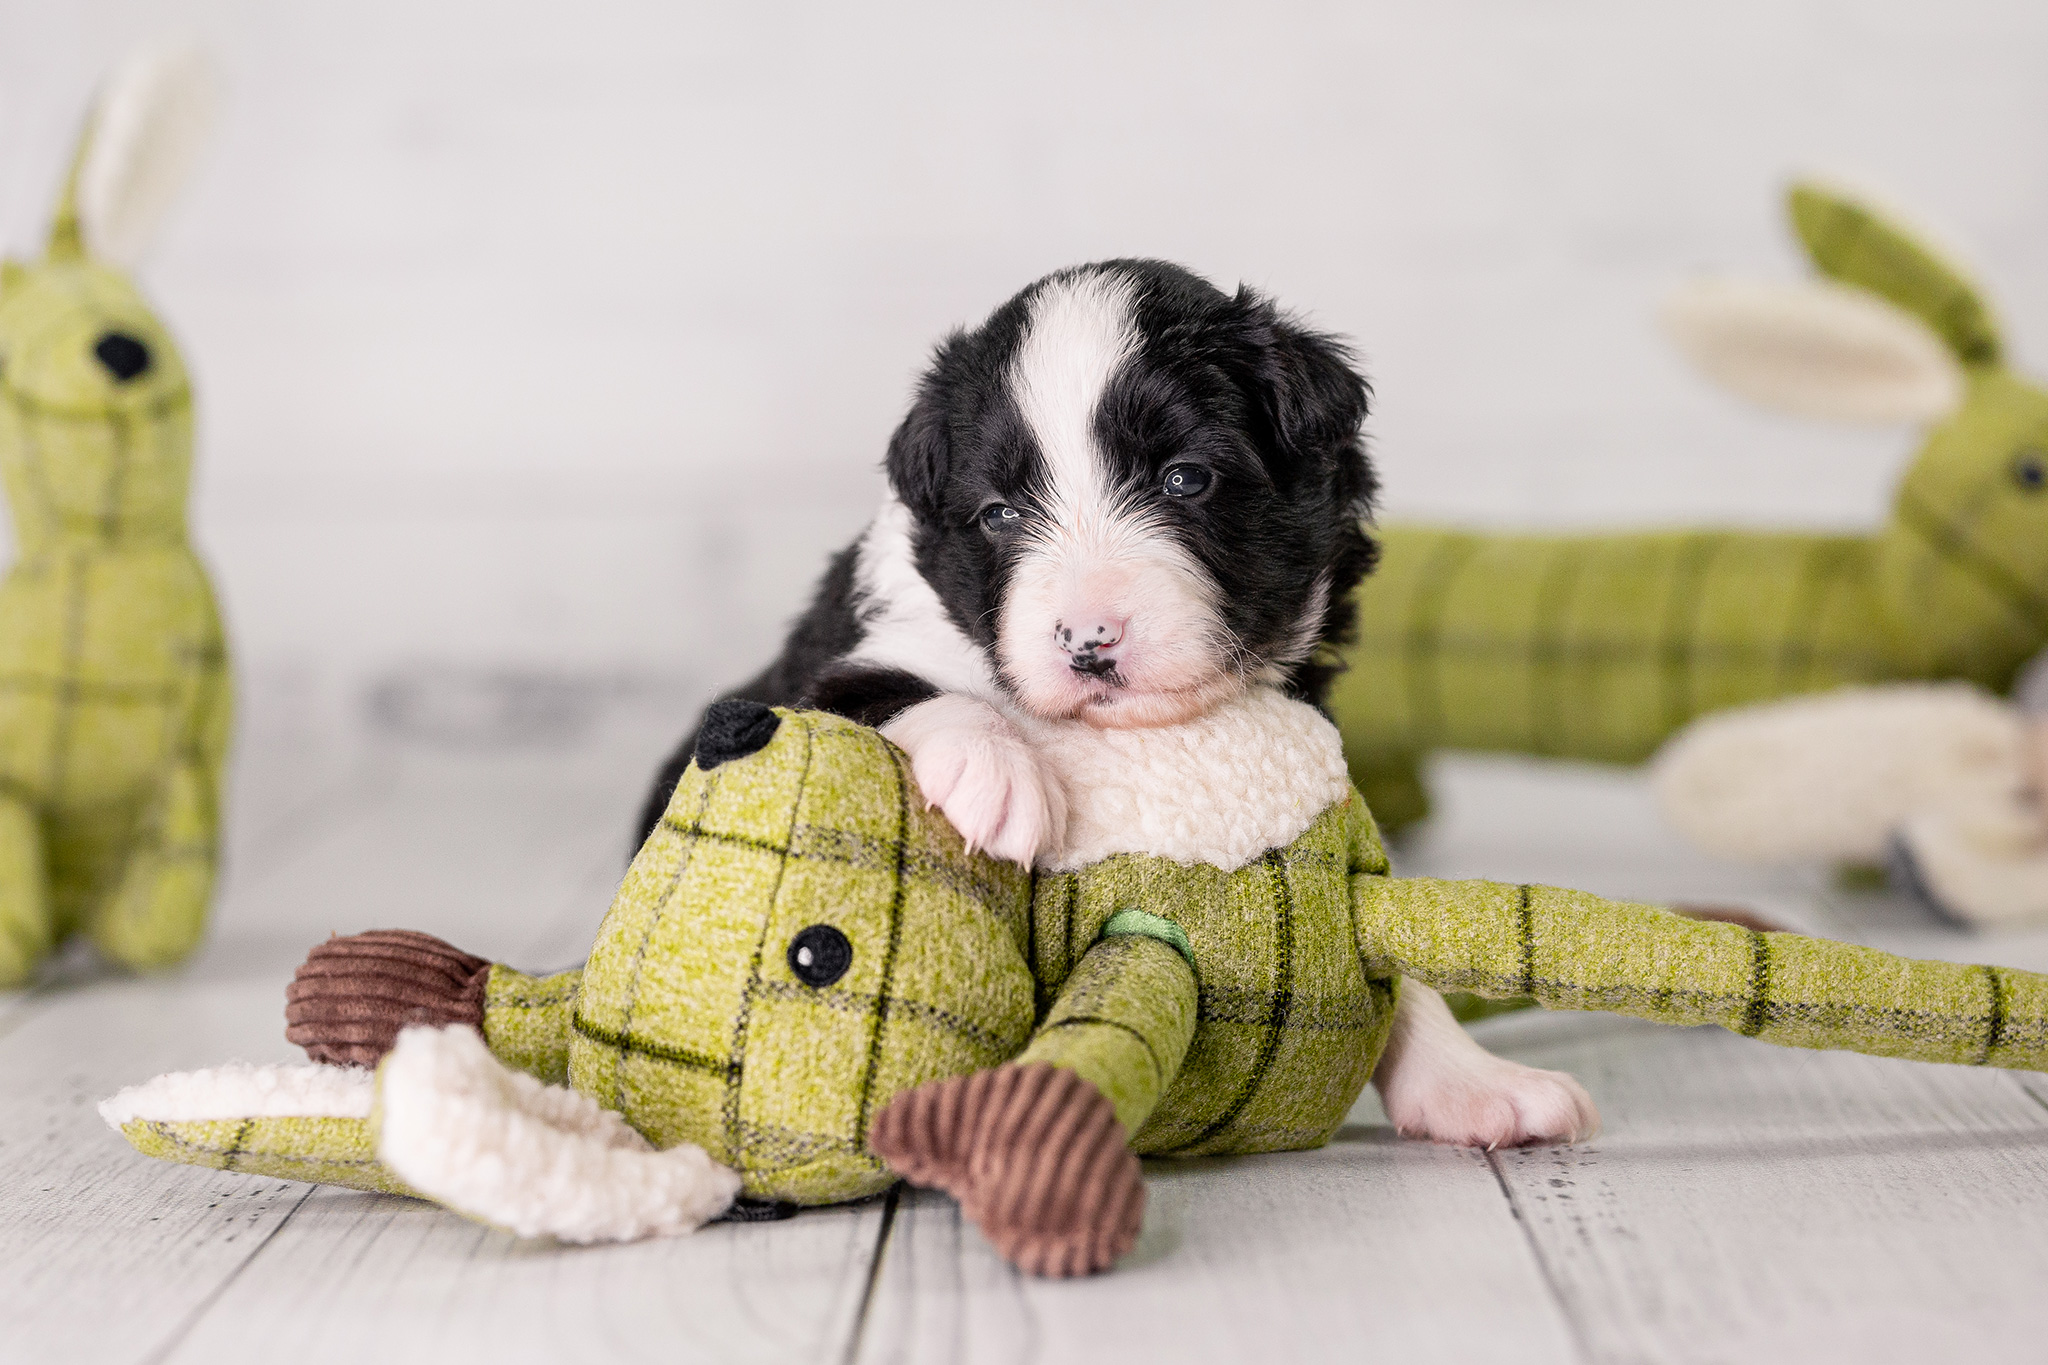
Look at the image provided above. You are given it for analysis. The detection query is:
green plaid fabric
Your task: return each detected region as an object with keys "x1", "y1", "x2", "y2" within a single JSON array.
[
  {"x1": 0, "y1": 219, "x2": 229, "y2": 984},
  {"x1": 1349, "y1": 820, "x2": 2048, "y2": 1072},
  {"x1": 483, "y1": 965, "x2": 580, "y2": 1084},
  {"x1": 1333, "y1": 526, "x2": 1896, "y2": 829},
  {"x1": 564, "y1": 709, "x2": 1035, "y2": 1205},
  {"x1": 1876, "y1": 367, "x2": 2048, "y2": 683},
  {"x1": 1017, "y1": 933, "x2": 1198, "y2": 1137},
  {"x1": 1029, "y1": 798, "x2": 1399, "y2": 1159},
  {"x1": 115, "y1": 1114, "x2": 414, "y2": 1197}
]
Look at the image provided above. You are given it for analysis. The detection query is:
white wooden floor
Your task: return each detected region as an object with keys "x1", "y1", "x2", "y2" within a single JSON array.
[{"x1": 10, "y1": 674, "x2": 2048, "y2": 1365}]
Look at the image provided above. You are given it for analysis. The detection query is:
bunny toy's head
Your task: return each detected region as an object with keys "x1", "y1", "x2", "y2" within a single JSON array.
[
  {"x1": 0, "y1": 49, "x2": 217, "y2": 551},
  {"x1": 1664, "y1": 182, "x2": 2048, "y2": 693}
]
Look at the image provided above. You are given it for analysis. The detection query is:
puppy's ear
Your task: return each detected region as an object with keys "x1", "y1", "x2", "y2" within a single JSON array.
[
  {"x1": 884, "y1": 390, "x2": 951, "y2": 521},
  {"x1": 1240, "y1": 291, "x2": 1372, "y2": 495}
]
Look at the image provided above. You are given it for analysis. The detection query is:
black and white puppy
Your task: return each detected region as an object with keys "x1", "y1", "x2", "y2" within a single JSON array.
[{"x1": 638, "y1": 259, "x2": 1597, "y2": 1149}]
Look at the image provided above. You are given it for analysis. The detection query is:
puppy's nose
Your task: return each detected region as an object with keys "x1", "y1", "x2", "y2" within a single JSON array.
[{"x1": 1055, "y1": 619, "x2": 1125, "y2": 655}]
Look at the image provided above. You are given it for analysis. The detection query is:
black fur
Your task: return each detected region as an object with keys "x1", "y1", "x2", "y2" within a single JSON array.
[{"x1": 634, "y1": 260, "x2": 1376, "y2": 853}]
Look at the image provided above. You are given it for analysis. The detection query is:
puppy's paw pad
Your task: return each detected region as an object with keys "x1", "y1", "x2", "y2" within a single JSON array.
[{"x1": 1384, "y1": 1060, "x2": 1598, "y2": 1149}]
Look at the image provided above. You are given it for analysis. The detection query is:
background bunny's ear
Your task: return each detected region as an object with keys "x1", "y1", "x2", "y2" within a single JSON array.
[
  {"x1": 1659, "y1": 277, "x2": 1965, "y2": 426},
  {"x1": 71, "y1": 45, "x2": 222, "y2": 269},
  {"x1": 1788, "y1": 180, "x2": 2002, "y2": 368}
]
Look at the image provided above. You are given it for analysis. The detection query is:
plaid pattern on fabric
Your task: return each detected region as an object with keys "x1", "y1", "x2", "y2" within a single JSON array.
[
  {"x1": 1332, "y1": 526, "x2": 1895, "y2": 829},
  {"x1": 115, "y1": 1115, "x2": 414, "y2": 1197},
  {"x1": 1030, "y1": 796, "x2": 1399, "y2": 1159},
  {"x1": 565, "y1": 709, "x2": 1035, "y2": 1205},
  {"x1": 1017, "y1": 933, "x2": 1198, "y2": 1137},
  {"x1": 483, "y1": 965, "x2": 581, "y2": 1084},
  {"x1": 1350, "y1": 838, "x2": 2048, "y2": 1072},
  {"x1": 0, "y1": 240, "x2": 229, "y2": 984}
]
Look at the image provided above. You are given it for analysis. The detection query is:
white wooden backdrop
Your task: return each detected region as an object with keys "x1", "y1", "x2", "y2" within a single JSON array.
[{"x1": 2, "y1": 0, "x2": 2045, "y2": 697}]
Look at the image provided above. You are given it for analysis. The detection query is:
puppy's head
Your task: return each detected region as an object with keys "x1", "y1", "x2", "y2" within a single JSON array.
[{"x1": 885, "y1": 260, "x2": 1376, "y2": 727}]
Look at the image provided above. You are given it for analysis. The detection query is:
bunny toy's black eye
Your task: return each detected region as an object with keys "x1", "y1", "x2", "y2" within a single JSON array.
[
  {"x1": 93, "y1": 331, "x2": 151, "y2": 383},
  {"x1": 1162, "y1": 464, "x2": 1212, "y2": 498},
  {"x1": 2013, "y1": 449, "x2": 2047, "y2": 493},
  {"x1": 981, "y1": 503, "x2": 1021, "y2": 533},
  {"x1": 788, "y1": 924, "x2": 852, "y2": 988}
]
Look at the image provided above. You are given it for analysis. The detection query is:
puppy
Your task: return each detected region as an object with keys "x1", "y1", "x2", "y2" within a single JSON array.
[{"x1": 638, "y1": 260, "x2": 1595, "y2": 1149}]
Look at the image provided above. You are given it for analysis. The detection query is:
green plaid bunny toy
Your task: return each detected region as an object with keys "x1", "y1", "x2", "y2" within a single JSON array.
[
  {"x1": 105, "y1": 694, "x2": 2048, "y2": 1276},
  {"x1": 0, "y1": 50, "x2": 230, "y2": 984},
  {"x1": 1336, "y1": 182, "x2": 2048, "y2": 833}
]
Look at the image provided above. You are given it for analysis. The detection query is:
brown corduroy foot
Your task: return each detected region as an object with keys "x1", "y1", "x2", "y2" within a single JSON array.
[
  {"x1": 284, "y1": 929, "x2": 490, "y2": 1068},
  {"x1": 870, "y1": 1062, "x2": 1144, "y2": 1278}
]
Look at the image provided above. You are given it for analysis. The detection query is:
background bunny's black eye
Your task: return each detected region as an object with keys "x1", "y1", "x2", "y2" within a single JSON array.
[
  {"x1": 2012, "y1": 449, "x2": 2047, "y2": 493},
  {"x1": 788, "y1": 924, "x2": 852, "y2": 987},
  {"x1": 1162, "y1": 464, "x2": 1211, "y2": 498},
  {"x1": 93, "y1": 331, "x2": 152, "y2": 383},
  {"x1": 981, "y1": 503, "x2": 1021, "y2": 533}
]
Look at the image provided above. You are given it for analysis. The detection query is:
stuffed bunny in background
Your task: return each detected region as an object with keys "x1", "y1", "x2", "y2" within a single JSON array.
[
  {"x1": 1333, "y1": 182, "x2": 2048, "y2": 838},
  {"x1": 1639, "y1": 183, "x2": 2048, "y2": 929},
  {"x1": 0, "y1": 49, "x2": 231, "y2": 985}
]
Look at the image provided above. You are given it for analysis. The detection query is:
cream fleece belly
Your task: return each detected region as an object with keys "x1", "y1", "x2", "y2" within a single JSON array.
[{"x1": 1016, "y1": 686, "x2": 1352, "y2": 873}]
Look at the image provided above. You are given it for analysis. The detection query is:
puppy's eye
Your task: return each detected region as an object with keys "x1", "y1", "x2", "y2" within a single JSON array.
[
  {"x1": 2013, "y1": 449, "x2": 2047, "y2": 493},
  {"x1": 1162, "y1": 464, "x2": 1212, "y2": 498},
  {"x1": 980, "y1": 503, "x2": 1022, "y2": 533}
]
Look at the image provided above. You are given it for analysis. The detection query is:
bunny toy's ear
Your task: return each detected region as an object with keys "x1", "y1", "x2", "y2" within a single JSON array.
[
  {"x1": 1788, "y1": 180, "x2": 2002, "y2": 369},
  {"x1": 51, "y1": 45, "x2": 221, "y2": 268},
  {"x1": 1660, "y1": 277, "x2": 1966, "y2": 426}
]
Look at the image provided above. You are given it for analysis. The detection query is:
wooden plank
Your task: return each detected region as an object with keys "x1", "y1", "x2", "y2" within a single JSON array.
[
  {"x1": 0, "y1": 976, "x2": 316, "y2": 1365},
  {"x1": 0, "y1": 678, "x2": 388, "y2": 1363},
  {"x1": 156, "y1": 1190, "x2": 886, "y2": 1365},
  {"x1": 854, "y1": 1101, "x2": 1582, "y2": 1364},
  {"x1": 1478, "y1": 1007, "x2": 2048, "y2": 1365}
]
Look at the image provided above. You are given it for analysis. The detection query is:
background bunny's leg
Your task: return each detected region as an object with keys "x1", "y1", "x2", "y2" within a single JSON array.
[
  {"x1": 0, "y1": 796, "x2": 53, "y2": 988},
  {"x1": 86, "y1": 760, "x2": 216, "y2": 972},
  {"x1": 1372, "y1": 979, "x2": 1599, "y2": 1148},
  {"x1": 1344, "y1": 746, "x2": 1431, "y2": 840}
]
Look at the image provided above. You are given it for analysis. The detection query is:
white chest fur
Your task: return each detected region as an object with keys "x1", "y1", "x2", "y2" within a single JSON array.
[{"x1": 1016, "y1": 686, "x2": 1352, "y2": 873}]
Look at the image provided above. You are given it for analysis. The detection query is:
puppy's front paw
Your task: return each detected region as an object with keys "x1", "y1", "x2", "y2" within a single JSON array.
[
  {"x1": 883, "y1": 695, "x2": 1066, "y2": 867},
  {"x1": 1381, "y1": 1054, "x2": 1599, "y2": 1149}
]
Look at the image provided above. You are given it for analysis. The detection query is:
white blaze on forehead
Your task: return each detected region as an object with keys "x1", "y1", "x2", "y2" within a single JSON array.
[
  {"x1": 998, "y1": 269, "x2": 1235, "y2": 725},
  {"x1": 1011, "y1": 271, "x2": 1141, "y2": 519}
]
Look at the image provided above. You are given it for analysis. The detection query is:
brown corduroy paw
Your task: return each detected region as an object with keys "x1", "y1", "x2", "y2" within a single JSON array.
[
  {"x1": 870, "y1": 1062, "x2": 1143, "y2": 1278},
  {"x1": 284, "y1": 929, "x2": 490, "y2": 1068},
  {"x1": 869, "y1": 1066, "x2": 1004, "y2": 1191}
]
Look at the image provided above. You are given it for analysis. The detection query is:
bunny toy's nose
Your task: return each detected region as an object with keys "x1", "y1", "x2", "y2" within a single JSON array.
[
  {"x1": 93, "y1": 331, "x2": 152, "y2": 383},
  {"x1": 695, "y1": 700, "x2": 780, "y2": 769}
]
